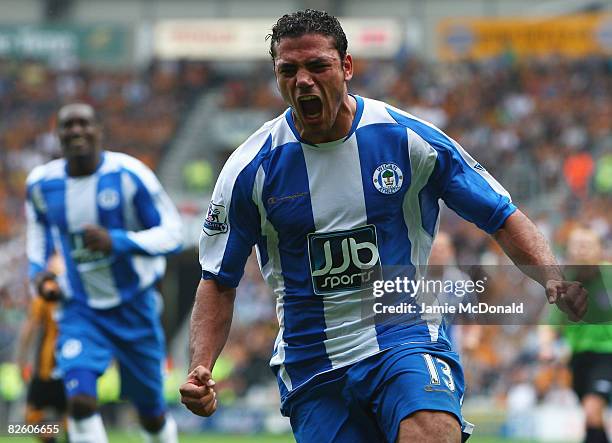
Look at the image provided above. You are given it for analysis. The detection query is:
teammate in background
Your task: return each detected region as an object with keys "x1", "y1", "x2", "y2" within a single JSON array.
[
  {"x1": 25, "y1": 103, "x2": 182, "y2": 443},
  {"x1": 540, "y1": 227, "x2": 612, "y2": 443},
  {"x1": 15, "y1": 254, "x2": 67, "y2": 443},
  {"x1": 429, "y1": 231, "x2": 481, "y2": 354},
  {"x1": 180, "y1": 10, "x2": 587, "y2": 443}
]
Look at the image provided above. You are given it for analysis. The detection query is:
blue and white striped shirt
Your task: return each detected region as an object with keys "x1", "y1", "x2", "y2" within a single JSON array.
[
  {"x1": 26, "y1": 151, "x2": 183, "y2": 309},
  {"x1": 199, "y1": 95, "x2": 516, "y2": 404}
]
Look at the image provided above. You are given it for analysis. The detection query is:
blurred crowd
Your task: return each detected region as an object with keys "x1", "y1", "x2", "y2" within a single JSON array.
[
  {"x1": 0, "y1": 58, "x2": 213, "y2": 242},
  {"x1": 0, "y1": 53, "x2": 610, "y2": 415}
]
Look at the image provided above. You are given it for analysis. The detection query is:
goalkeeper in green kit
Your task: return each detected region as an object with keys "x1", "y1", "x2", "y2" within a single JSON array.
[{"x1": 540, "y1": 226, "x2": 612, "y2": 443}]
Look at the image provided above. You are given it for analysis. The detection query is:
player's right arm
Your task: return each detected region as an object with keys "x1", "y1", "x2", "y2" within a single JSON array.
[
  {"x1": 25, "y1": 173, "x2": 52, "y2": 282},
  {"x1": 179, "y1": 279, "x2": 236, "y2": 416},
  {"x1": 25, "y1": 171, "x2": 64, "y2": 302},
  {"x1": 181, "y1": 133, "x2": 266, "y2": 416}
]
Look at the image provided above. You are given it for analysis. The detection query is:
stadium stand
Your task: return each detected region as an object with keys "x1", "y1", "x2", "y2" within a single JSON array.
[{"x1": 1, "y1": 21, "x2": 610, "y2": 440}]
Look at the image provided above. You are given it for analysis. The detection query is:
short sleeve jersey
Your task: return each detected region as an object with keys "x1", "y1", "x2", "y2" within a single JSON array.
[
  {"x1": 199, "y1": 96, "x2": 516, "y2": 403},
  {"x1": 26, "y1": 151, "x2": 183, "y2": 309}
]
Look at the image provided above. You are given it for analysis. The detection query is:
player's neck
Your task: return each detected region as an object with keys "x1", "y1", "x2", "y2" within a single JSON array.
[{"x1": 67, "y1": 152, "x2": 102, "y2": 177}]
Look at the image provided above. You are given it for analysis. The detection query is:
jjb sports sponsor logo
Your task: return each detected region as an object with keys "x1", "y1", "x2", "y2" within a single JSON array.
[{"x1": 307, "y1": 225, "x2": 382, "y2": 295}]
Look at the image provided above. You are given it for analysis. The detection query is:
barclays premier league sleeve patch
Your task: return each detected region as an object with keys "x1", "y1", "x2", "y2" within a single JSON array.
[{"x1": 203, "y1": 202, "x2": 229, "y2": 236}]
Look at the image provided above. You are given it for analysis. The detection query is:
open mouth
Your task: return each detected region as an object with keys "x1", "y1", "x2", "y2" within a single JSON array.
[{"x1": 298, "y1": 96, "x2": 323, "y2": 120}]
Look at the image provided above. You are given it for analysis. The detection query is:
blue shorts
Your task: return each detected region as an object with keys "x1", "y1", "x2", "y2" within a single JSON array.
[
  {"x1": 56, "y1": 289, "x2": 166, "y2": 416},
  {"x1": 285, "y1": 345, "x2": 472, "y2": 443}
]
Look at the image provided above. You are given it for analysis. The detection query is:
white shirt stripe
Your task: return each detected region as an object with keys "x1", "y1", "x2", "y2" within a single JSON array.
[{"x1": 302, "y1": 133, "x2": 380, "y2": 368}]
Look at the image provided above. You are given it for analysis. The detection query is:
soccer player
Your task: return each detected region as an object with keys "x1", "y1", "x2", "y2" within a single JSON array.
[
  {"x1": 25, "y1": 103, "x2": 182, "y2": 443},
  {"x1": 180, "y1": 10, "x2": 587, "y2": 443},
  {"x1": 540, "y1": 226, "x2": 611, "y2": 443},
  {"x1": 16, "y1": 255, "x2": 66, "y2": 443}
]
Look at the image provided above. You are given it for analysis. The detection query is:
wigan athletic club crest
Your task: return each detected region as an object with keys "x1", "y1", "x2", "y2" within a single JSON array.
[
  {"x1": 97, "y1": 188, "x2": 120, "y2": 210},
  {"x1": 373, "y1": 163, "x2": 404, "y2": 194},
  {"x1": 203, "y1": 202, "x2": 228, "y2": 236}
]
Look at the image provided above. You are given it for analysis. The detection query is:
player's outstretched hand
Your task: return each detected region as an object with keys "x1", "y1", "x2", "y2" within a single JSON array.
[
  {"x1": 546, "y1": 280, "x2": 588, "y2": 322},
  {"x1": 83, "y1": 224, "x2": 113, "y2": 253},
  {"x1": 179, "y1": 366, "x2": 217, "y2": 417}
]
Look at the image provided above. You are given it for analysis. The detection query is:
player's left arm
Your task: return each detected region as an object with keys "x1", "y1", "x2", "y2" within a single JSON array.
[
  {"x1": 90, "y1": 160, "x2": 183, "y2": 257},
  {"x1": 422, "y1": 129, "x2": 587, "y2": 322},
  {"x1": 493, "y1": 210, "x2": 587, "y2": 322}
]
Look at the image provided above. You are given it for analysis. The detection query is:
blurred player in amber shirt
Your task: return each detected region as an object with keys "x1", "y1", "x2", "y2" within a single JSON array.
[{"x1": 16, "y1": 254, "x2": 67, "y2": 443}]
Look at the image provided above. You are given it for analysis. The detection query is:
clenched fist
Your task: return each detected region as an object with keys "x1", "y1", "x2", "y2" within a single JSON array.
[
  {"x1": 546, "y1": 280, "x2": 588, "y2": 322},
  {"x1": 179, "y1": 366, "x2": 218, "y2": 417},
  {"x1": 83, "y1": 224, "x2": 113, "y2": 253}
]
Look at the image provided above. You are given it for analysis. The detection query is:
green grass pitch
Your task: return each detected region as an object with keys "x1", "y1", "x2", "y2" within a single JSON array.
[{"x1": 0, "y1": 431, "x2": 562, "y2": 443}]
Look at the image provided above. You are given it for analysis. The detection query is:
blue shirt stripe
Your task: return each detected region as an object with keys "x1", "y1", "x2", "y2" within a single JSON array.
[
  {"x1": 262, "y1": 142, "x2": 333, "y2": 384},
  {"x1": 386, "y1": 108, "x2": 516, "y2": 234}
]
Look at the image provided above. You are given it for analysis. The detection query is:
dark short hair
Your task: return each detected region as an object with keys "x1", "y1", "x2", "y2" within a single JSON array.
[{"x1": 267, "y1": 9, "x2": 348, "y2": 61}]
